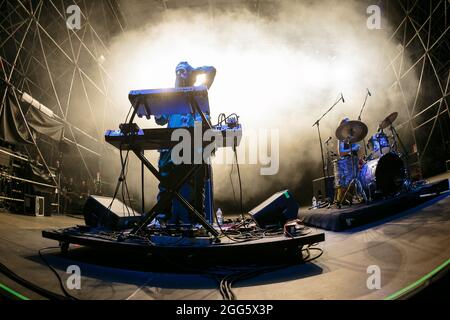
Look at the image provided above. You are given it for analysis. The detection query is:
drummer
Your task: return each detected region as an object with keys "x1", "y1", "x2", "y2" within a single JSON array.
[
  {"x1": 338, "y1": 118, "x2": 361, "y2": 157},
  {"x1": 334, "y1": 118, "x2": 361, "y2": 205}
]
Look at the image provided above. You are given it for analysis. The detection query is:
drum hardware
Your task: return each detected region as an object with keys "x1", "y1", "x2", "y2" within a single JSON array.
[
  {"x1": 367, "y1": 112, "x2": 400, "y2": 159},
  {"x1": 358, "y1": 111, "x2": 412, "y2": 200},
  {"x1": 377, "y1": 112, "x2": 401, "y2": 155},
  {"x1": 335, "y1": 120, "x2": 369, "y2": 207},
  {"x1": 329, "y1": 110, "x2": 412, "y2": 205},
  {"x1": 324, "y1": 136, "x2": 336, "y2": 192}
]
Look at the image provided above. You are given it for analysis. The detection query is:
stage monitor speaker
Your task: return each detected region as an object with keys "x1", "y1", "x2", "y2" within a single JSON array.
[
  {"x1": 313, "y1": 176, "x2": 334, "y2": 201},
  {"x1": 83, "y1": 195, "x2": 141, "y2": 231},
  {"x1": 249, "y1": 190, "x2": 299, "y2": 229}
]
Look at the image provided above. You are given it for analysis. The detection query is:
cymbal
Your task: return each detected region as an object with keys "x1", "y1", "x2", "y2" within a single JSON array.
[
  {"x1": 336, "y1": 120, "x2": 368, "y2": 144},
  {"x1": 379, "y1": 112, "x2": 398, "y2": 129}
]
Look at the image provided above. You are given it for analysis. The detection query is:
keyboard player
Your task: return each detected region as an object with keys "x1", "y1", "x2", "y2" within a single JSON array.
[{"x1": 154, "y1": 61, "x2": 216, "y2": 225}]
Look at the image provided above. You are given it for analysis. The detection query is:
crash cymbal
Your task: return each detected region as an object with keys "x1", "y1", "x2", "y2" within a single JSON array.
[
  {"x1": 336, "y1": 120, "x2": 368, "y2": 144},
  {"x1": 379, "y1": 112, "x2": 398, "y2": 130}
]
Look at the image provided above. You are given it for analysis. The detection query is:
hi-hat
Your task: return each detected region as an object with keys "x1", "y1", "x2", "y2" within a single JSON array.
[
  {"x1": 336, "y1": 120, "x2": 368, "y2": 144},
  {"x1": 379, "y1": 112, "x2": 398, "y2": 130}
]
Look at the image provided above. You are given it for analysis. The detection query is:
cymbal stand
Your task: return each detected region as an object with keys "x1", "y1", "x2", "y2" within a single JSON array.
[
  {"x1": 378, "y1": 128, "x2": 385, "y2": 156},
  {"x1": 390, "y1": 124, "x2": 411, "y2": 182},
  {"x1": 324, "y1": 138, "x2": 332, "y2": 179},
  {"x1": 357, "y1": 89, "x2": 371, "y2": 158}
]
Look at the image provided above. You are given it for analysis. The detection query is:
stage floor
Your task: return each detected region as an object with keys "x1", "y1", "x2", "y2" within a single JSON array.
[{"x1": 0, "y1": 177, "x2": 449, "y2": 300}]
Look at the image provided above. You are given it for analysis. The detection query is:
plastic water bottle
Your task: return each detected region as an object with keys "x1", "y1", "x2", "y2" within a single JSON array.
[
  {"x1": 216, "y1": 208, "x2": 223, "y2": 225},
  {"x1": 312, "y1": 197, "x2": 317, "y2": 209}
]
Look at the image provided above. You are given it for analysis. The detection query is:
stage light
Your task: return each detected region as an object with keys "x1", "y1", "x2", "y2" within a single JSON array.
[
  {"x1": 195, "y1": 73, "x2": 207, "y2": 86},
  {"x1": 98, "y1": 55, "x2": 106, "y2": 65}
]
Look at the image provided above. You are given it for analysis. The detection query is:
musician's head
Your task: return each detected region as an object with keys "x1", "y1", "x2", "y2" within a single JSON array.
[
  {"x1": 175, "y1": 61, "x2": 193, "y2": 80},
  {"x1": 340, "y1": 117, "x2": 350, "y2": 125}
]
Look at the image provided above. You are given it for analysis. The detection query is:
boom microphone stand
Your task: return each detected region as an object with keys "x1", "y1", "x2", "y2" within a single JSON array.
[
  {"x1": 312, "y1": 93, "x2": 345, "y2": 202},
  {"x1": 357, "y1": 89, "x2": 371, "y2": 158}
]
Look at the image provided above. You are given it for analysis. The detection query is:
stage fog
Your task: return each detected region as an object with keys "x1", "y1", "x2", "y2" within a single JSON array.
[{"x1": 84, "y1": 0, "x2": 419, "y2": 209}]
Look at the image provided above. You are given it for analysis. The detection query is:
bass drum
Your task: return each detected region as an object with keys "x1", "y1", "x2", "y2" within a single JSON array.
[{"x1": 359, "y1": 152, "x2": 406, "y2": 197}]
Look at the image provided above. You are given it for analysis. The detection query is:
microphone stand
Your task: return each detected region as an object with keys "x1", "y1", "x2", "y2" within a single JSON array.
[
  {"x1": 324, "y1": 138, "x2": 331, "y2": 178},
  {"x1": 313, "y1": 94, "x2": 345, "y2": 201},
  {"x1": 358, "y1": 89, "x2": 371, "y2": 157}
]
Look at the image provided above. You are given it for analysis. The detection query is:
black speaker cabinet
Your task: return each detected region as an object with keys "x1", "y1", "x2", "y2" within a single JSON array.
[
  {"x1": 83, "y1": 195, "x2": 142, "y2": 231},
  {"x1": 249, "y1": 190, "x2": 299, "y2": 229}
]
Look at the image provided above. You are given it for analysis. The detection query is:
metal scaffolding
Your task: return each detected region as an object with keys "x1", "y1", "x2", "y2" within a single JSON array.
[
  {"x1": 383, "y1": 0, "x2": 450, "y2": 177},
  {"x1": 0, "y1": 0, "x2": 126, "y2": 186}
]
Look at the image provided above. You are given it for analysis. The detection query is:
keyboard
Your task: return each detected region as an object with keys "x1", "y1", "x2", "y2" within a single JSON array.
[
  {"x1": 128, "y1": 86, "x2": 210, "y2": 119},
  {"x1": 105, "y1": 125, "x2": 242, "y2": 151}
]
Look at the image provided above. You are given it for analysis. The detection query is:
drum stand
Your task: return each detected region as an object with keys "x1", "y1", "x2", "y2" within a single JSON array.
[
  {"x1": 338, "y1": 144, "x2": 367, "y2": 208},
  {"x1": 390, "y1": 125, "x2": 412, "y2": 188}
]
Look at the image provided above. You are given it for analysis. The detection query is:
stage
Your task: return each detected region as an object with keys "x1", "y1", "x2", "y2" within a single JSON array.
[
  {"x1": 41, "y1": 227, "x2": 325, "y2": 265},
  {"x1": 301, "y1": 179, "x2": 450, "y2": 231},
  {"x1": 0, "y1": 174, "x2": 449, "y2": 300}
]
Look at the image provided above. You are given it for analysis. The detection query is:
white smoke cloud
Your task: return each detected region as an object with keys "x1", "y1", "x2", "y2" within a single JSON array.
[{"x1": 101, "y1": 0, "x2": 418, "y2": 208}]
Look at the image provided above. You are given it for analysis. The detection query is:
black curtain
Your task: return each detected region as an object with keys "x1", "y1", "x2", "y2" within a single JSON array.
[{"x1": 0, "y1": 90, "x2": 64, "y2": 145}]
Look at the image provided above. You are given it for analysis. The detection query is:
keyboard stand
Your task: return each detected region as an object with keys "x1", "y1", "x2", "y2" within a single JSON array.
[{"x1": 124, "y1": 92, "x2": 220, "y2": 241}]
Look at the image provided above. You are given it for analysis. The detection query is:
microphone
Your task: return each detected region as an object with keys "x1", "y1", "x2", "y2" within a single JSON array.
[
  {"x1": 325, "y1": 137, "x2": 332, "y2": 144},
  {"x1": 341, "y1": 93, "x2": 345, "y2": 103},
  {"x1": 367, "y1": 88, "x2": 372, "y2": 97}
]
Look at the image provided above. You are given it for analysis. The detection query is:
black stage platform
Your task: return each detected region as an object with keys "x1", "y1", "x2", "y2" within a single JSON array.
[
  {"x1": 42, "y1": 227, "x2": 325, "y2": 265},
  {"x1": 301, "y1": 179, "x2": 450, "y2": 231}
]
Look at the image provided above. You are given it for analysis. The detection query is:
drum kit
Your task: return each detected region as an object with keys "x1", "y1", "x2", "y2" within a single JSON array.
[{"x1": 332, "y1": 112, "x2": 410, "y2": 206}]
